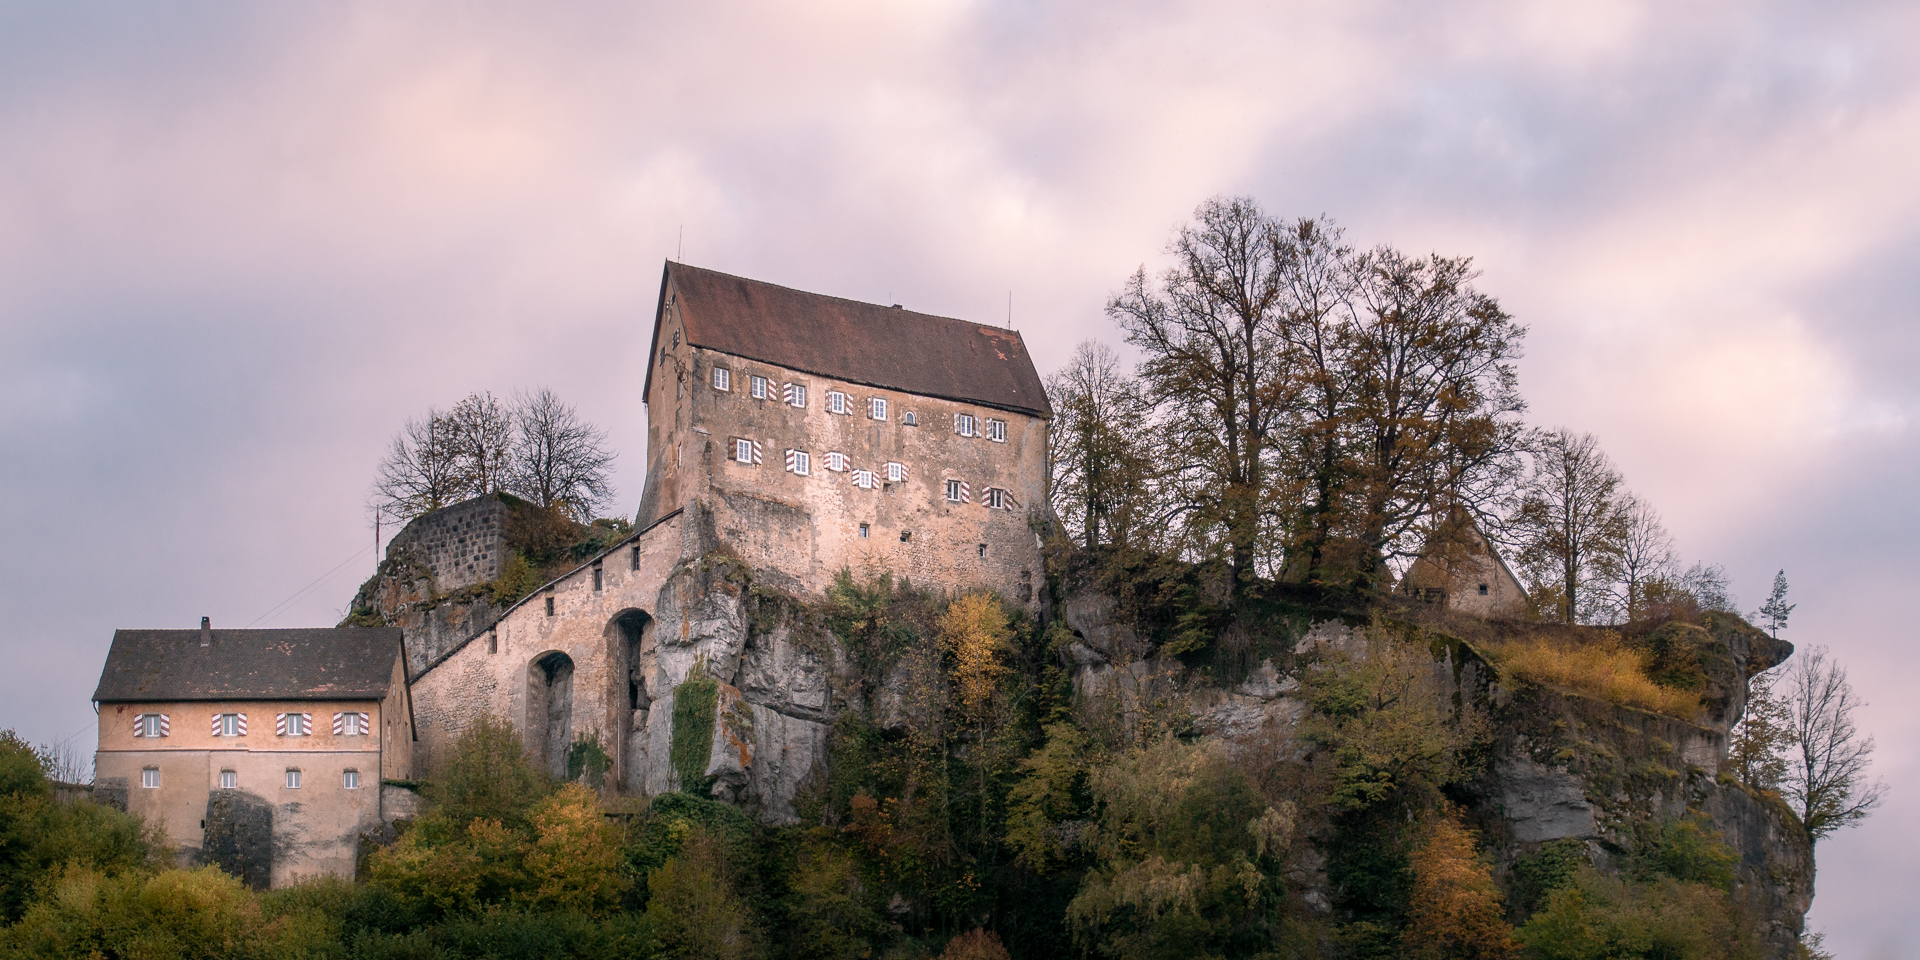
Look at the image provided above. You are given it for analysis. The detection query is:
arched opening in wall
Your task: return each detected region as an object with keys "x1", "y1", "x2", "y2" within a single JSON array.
[
  {"x1": 606, "y1": 609, "x2": 653, "y2": 787},
  {"x1": 528, "y1": 651, "x2": 575, "y2": 779}
]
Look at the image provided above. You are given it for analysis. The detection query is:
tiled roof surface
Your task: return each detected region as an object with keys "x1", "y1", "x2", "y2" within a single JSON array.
[
  {"x1": 662, "y1": 263, "x2": 1053, "y2": 418},
  {"x1": 92, "y1": 628, "x2": 403, "y2": 703}
]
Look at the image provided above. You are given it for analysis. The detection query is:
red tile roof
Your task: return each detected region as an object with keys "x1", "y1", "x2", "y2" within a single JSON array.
[{"x1": 651, "y1": 263, "x2": 1052, "y2": 418}]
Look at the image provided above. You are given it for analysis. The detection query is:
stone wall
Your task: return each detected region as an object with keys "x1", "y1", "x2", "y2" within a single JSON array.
[{"x1": 384, "y1": 496, "x2": 510, "y2": 594}]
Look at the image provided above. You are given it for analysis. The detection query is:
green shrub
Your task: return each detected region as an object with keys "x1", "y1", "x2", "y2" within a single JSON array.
[
  {"x1": 1516, "y1": 869, "x2": 1757, "y2": 960},
  {"x1": 670, "y1": 677, "x2": 719, "y2": 793},
  {"x1": 1629, "y1": 817, "x2": 1738, "y2": 892}
]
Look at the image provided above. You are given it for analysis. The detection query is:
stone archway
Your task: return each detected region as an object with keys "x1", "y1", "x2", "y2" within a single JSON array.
[
  {"x1": 528, "y1": 651, "x2": 575, "y2": 779},
  {"x1": 605, "y1": 609, "x2": 653, "y2": 789}
]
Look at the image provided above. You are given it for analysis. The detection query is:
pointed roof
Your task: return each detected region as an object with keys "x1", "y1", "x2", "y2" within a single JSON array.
[
  {"x1": 646, "y1": 262, "x2": 1052, "y2": 418},
  {"x1": 92, "y1": 627, "x2": 405, "y2": 703}
]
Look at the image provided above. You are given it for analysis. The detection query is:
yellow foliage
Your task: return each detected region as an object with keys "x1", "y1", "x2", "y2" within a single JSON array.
[
  {"x1": 1488, "y1": 637, "x2": 1701, "y2": 718},
  {"x1": 939, "y1": 594, "x2": 1014, "y2": 711},
  {"x1": 1404, "y1": 814, "x2": 1518, "y2": 960},
  {"x1": 523, "y1": 783, "x2": 632, "y2": 915}
]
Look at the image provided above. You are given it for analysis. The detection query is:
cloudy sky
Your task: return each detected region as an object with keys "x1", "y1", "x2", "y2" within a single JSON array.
[{"x1": 2, "y1": 1, "x2": 1915, "y2": 952}]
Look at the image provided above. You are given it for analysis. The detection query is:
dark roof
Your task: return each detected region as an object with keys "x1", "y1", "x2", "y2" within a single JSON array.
[
  {"x1": 649, "y1": 262, "x2": 1053, "y2": 418},
  {"x1": 92, "y1": 628, "x2": 404, "y2": 703}
]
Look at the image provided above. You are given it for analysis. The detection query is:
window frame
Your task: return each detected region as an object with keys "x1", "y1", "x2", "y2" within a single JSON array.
[
  {"x1": 944, "y1": 479, "x2": 968, "y2": 503},
  {"x1": 750, "y1": 375, "x2": 770, "y2": 399},
  {"x1": 219, "y1": 769, "x2": 237, "y2": 790},
  {"x1": 786, "y1": 449, "x2": 811, "y2": 476},
  {"x1": 826, "y1": 390, "x2": 851, "y2": 415},
  {"x1": 141, "y1": 767, "x2": 159, "y2": 789},
  {"x1": 784, "y1": 383, "x2": 808, "y2": 408},
  {"x1": 285, "y1": 768, "x2": 303, "y2": 790},
  {"x1": 825, "y1": 451, "x2": 849, "y2": 473},
  {"x1": 869, "y1": 397, "x2": 888, "y2": 421},
  {"x1": 712, "y1": 366, "x2": 731, "y2": 391},
  {"x1": 852, "y1": 468, "x2": 877, "y2": 490},
  {"x1": 277, "y1": 712, "x2": 312, "y2": 737},
  {"x1": 886, "y1": 462, "x2": 906, "y2": 483},
  {"x1": 343, "y1": 769, "x2": 361, "y2": 790},
  {"x1": 986, "y1": 418, "x2": 1007, "y2": 443},
  {"x1": 955, "y1": 413, "x2": 978, "y2": 437},
  {"x1": 984, "y1": 487, "x2": 1008, "y2": 510}
]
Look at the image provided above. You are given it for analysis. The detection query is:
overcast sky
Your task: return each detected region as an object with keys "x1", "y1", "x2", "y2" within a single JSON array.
[{"x1": 2, "y1": 2, "x2": 1915, "y2": 953}]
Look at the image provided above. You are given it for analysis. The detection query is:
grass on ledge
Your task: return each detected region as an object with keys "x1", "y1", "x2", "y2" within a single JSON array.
[{"x1": 1487, "y1": 637, "x2": 1702, "y2": 719}]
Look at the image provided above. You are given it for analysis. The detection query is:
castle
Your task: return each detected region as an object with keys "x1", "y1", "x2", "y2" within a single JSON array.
[{"x1": 93, "y1": 262, "x2": 1055, "y2": 884}]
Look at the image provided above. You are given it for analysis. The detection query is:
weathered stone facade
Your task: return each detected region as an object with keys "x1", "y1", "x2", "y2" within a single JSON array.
[{"x1": 385, "y1": 495, "x2": 509, "y2": 594}]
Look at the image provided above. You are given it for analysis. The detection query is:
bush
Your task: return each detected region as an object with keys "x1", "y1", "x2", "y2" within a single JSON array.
[
  {"x1": 1487, "y1": 637, "x2": 1700, "y2": 717},
  {"x1": 1402, "y1": 814, "x2": 1517, "y2": 959},
  {"x1": 1516, "y1": 869, "x2": 1757, "y2": 960}
]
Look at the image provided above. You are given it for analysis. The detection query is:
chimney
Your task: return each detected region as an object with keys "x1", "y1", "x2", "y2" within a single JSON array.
[{"x1": 200, "y1": 617, "x2": 212, "y2": 647}]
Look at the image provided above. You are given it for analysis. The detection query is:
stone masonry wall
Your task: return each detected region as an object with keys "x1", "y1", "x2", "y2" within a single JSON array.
[{"x1": 384, "y1": 496, "x2": 510, "y2": 594}]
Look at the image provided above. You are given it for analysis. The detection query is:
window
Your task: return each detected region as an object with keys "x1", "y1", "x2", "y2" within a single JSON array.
[
  {"x1": 333, "y1": 712, "x2": 370, "y2": 737},
  {"x1": 944, "y1": 479, "x2": 969, "y2": 503},
  {"x1": 869, "y1": 397, "x2": 888, "y2": 420},
  {"x1": 133, "y1": 713, "x2": 169, "y2": 738},
  {"x1": 712, "y1": 367, "x2": 731, "y2": 391},
  {"x1": 784, "y1": 383, "x2": 807, "y2": 408},
  {"x1": 593, "y1": 564, "x2": 603, "y2": 592},
  {"x1": 859, "y1": 523, "x2": 870, "y2": 538},
  {"x1": 986, "y1": 418, "x2": 1007, "y2": 443},
  {"x1": 276, "y1": 713, "x2": 312, "y2": 737},
  {"x1": 545, "y1": 595, "x2": 556, "y2": 616},
  {"x1": 488, "y1": 629, "x2": 498, "y2": 654},
  {"x1": 885, "y1": 462, "x2": 907, "y2": 483},
  {"x1": 852, "y1": 469, "x2": 877, "y2": 490},
  {"x1": 900, "y1": 530, "x2": 912, "y2": 542},
  {"x1": 955, "y1": 413, "x2": 978, "y2": 437},
  {"x1": 631, "y1": 545, "x2": 641, "y2": 570},
  {"x1": 343, "y1": 770, "x2": 361, "y2": 790},
  {"x1": 751, "y1": 375, "x2": 770, "y2": 399},
  {"x1": 825, "y1": 451, "x2": 850, "y2": 472},
  {"x1": 902, "y1": 411, "x2": 918, "y2": 426},
  {"x1": 220, "y1": 770, "x2": 237, "y2": 790},
  {"x1": 977, "y1": 544, "x2": 988, "y2": 559},
  {"x1": 733, "y1": 438, "x2": 763, "y2": 464},
  {"x1": 211, "y1": 713, "x2": 246, "y2": 737},
  {"x1": 141, "y1": 767, "x2": 159, "y2": 789},
  {"x1": 285, "y1": 769, "x2": 303, "y2": 789},
  {"x1": 826, "y1": 391, "x2": 851, "y2": 415},
  {"x1": 984, "y1": 487, "x2": 1009, "y2": 510},
  {"x1": 786, "y1": 449, "x2": 811, "y2": 476},
  {"x1": 1478, "y1": 583, "x2": 1490, "y2": 596}
]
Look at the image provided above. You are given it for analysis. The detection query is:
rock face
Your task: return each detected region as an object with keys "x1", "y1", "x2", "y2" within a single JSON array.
[{"x1": 1053, "y1": 581, "x2": 1813, "y2": 959}]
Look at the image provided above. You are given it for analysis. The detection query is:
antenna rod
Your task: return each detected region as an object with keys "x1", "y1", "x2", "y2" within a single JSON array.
[{"x1": 677, "y1": 226, "x2": 683, "y2": 262}]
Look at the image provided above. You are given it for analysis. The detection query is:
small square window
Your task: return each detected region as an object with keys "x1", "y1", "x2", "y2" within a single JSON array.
[
  {"x1": 276, "y1": 712, "x2": 312, "y2": 737},
  {"x1": 784, "y1": 383, "x2": 808, "y2": 408},
  {"x1": 885, "y1": 462, "x2": 906, "y2": 483},
  {"x1": 900, "y1": 530, "x2": 911, "y2": 542},
  {"x1": 219, "y1": 770, "x2": 237, "y2": 790},
  {"x1": 826, "y1": 452, "x2": 849, "y2": 472},
  {"x1": 285, "y1": 769, "x2": 303, "y2": 789},
  {"x1": 984, "y1": 488, "x2": 1009, "y2": 510},
  {"x1": 141, "y1": 767, "x2": 159, "y2": 789},
  {"x1": 869, "y1": 397, "x2": 888, "y2": 420},
  {"x1": 134, "y1": 713, "x2": 169, "y2": 738},
  {"x1": 1478, "y1": 583, "x2": 1490, "y2": 596},
  {"x1": 212, "y1": 713, "x2": 245, "y2": 737},
  {"x1": 986, "y1": 418, "x2": 1006, "y2": 443},
  {"x1": 787, "y1": 450, "x2": 811, "y2": 475},
  {"x1": 712, "y1": 367, "x2": 731, "y2": 391},
  {"x1": 333, "y1": 712, "x2": 370, "y2": 737},
  {"x1": 733, "y1": 438, "x2": 762, "y2": 464},
  {"x1": 343, "y1": 770, "x2": 361, "y2": 790},
  {"x1": 945, "y1": 479, "x2": 968, "y2": 503},
  {"x1": 751, "y1": 375, "x2": 770, "y2": 399},
  {"x1": 859, "y1": 523, "x2": 870, "y2": 538},
  {"x1": 852, "y1": 469, "x2": 877, "y2": 490},
  {"x1": 956, "y1": 413, "x2": 978, "y2": 437},
  {"x1": 827, "y1": 391, "x2": 851, "y2": 415}
]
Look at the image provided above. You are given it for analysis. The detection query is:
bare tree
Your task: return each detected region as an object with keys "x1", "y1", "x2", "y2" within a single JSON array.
[
  {"x1": 448, "y1": 392, "x2": 514, "y2": 496},
  {"x1": 372, "y1": 410, "x2": 466, "y2": 520},
  {"x1": 1110, "y1": 196, "x2": 1295, "y2": 594},
  {"x1": 1609, "y1": 495, "x2": 1674, "y2": 622},
  {"x1": 1780, "y1": 646, "x2": 1885, "y2": 843},
  {"x1": 509, "y1": 387, "x2": 617, "y2": 520},
  {"x1": 1046, "y1": 342, "x2": 1153, "y2": 551},
  {"x1": 1507, "y1": 428, "x2": 1627, "y2": 623}
]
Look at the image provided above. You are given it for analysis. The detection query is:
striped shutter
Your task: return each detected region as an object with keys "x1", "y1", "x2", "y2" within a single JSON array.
[
  {"x1": 157, "y1": 714, "x2": 169, "y2": 736},
  {"x1": 132, "y1": 714, "x2": 145, "y2": 737},
  {"x1": 960, "y1": 480, "x2": 971, "y2": 504},
  {"x1": 332, "y1": 712, "x2": 345, "y2": 735},
  {"x1": 785, "y1": 449, "x2": 798, "y2": 471},
  {"x1": 783, "y1": 382, "x2": 800, "y2": 405},
  {"x1": 752, "y1": 441, "x2": 763, "y2": 464},
  {"x1": 277, "y1": 713, "x2": 289, "y2": 736},
  {"x1": 235, "y1": 713, "x2": 247, "y2": 735}
]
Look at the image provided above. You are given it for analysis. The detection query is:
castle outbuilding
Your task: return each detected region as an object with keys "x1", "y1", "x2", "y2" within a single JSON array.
[
  {"x1": 91, "y1": 621, "x2": 413, "y2": 887},
  {"x1": 402, "y1": 262, "x2": 1054, "y2": 819}
]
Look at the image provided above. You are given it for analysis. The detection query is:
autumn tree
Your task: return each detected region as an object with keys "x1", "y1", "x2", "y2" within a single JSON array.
[
  {"x1": 448, "y1": 391, "x2": 515, "y2": 496},
  {"x1": 1607, "y1": 495, "x2": 1674, "y2": 622},
  {"x1": 1507, "y1": 428, "x2": 1628, "y2": 623},
  {"x1": 1047, "y1": 341, "x2": 1153, "y2": 551},
  {"x1": 1110, "y1": 197, "x2": 1296, "y2": 595},
  {"x1": 1342, "y1": 247, "x2": 1526, "y2": 589},
  {"x1": 1780, "y1": 646, "x2": 1885, "y2": 843},
  {"x1": 1728, "y1": 669, "x2": 1790, "y2": 793},
  {"x1": 371, "y1": 409, "x2": 465, "y2": 519},
  {"x1": 509, "y1": 387, "x2": 617, "y2": 521},
  {"x1": 1403, "y1": 813, "x2": 1518, "y2": 960}
]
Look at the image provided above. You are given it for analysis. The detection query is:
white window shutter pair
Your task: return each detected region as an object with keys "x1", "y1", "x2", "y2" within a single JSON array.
[
  {"x1": 134, "y1": 713, "x2": 170, "y2": 737},
  {"x1": 852, "y1": 469, "x2": 877, "y2": 490},
  {"x1": 332, "y1": 712, "x2": 368, "y2": 736}
]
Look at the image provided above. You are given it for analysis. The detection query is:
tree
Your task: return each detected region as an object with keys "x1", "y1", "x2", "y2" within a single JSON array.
[
  {"x1": 1403, "y1": 813, "x2": 1518, "y2": 960},
  {"x1": 372, "y1": 409, "x2": 466, "y2": 520},
  {"x1": 509, "y1": 387, "x2": 617, "y2": 521},
  {"x1": 1728, "y1": 668, "x2": 1790, "y2": 793},
  {"x1": 1779, "y1": 646, "x2": 1885, "y2": 843},
  {"x1": 1758, "y1": 570, "x2": 1795, "y2": 638},
  {"x1": 1046, "y1": 342, "x2": 1153, "y2": 551},
  {"x1": 1343, "y1": 247, "x2": 1526, "y2": 590},
  {"x1": 447, "y1": 391, "x2": 514, "y2": 497},
  {"x1": 1507, "y1": 429, "x2": 1628, "y2": 623},
  {"x1": 1609, "y1": 495, "x2": 1674, "y2": 623},
  {"x1": 1109, "y1": 196, "x2": 1295, "y2": 595}
]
